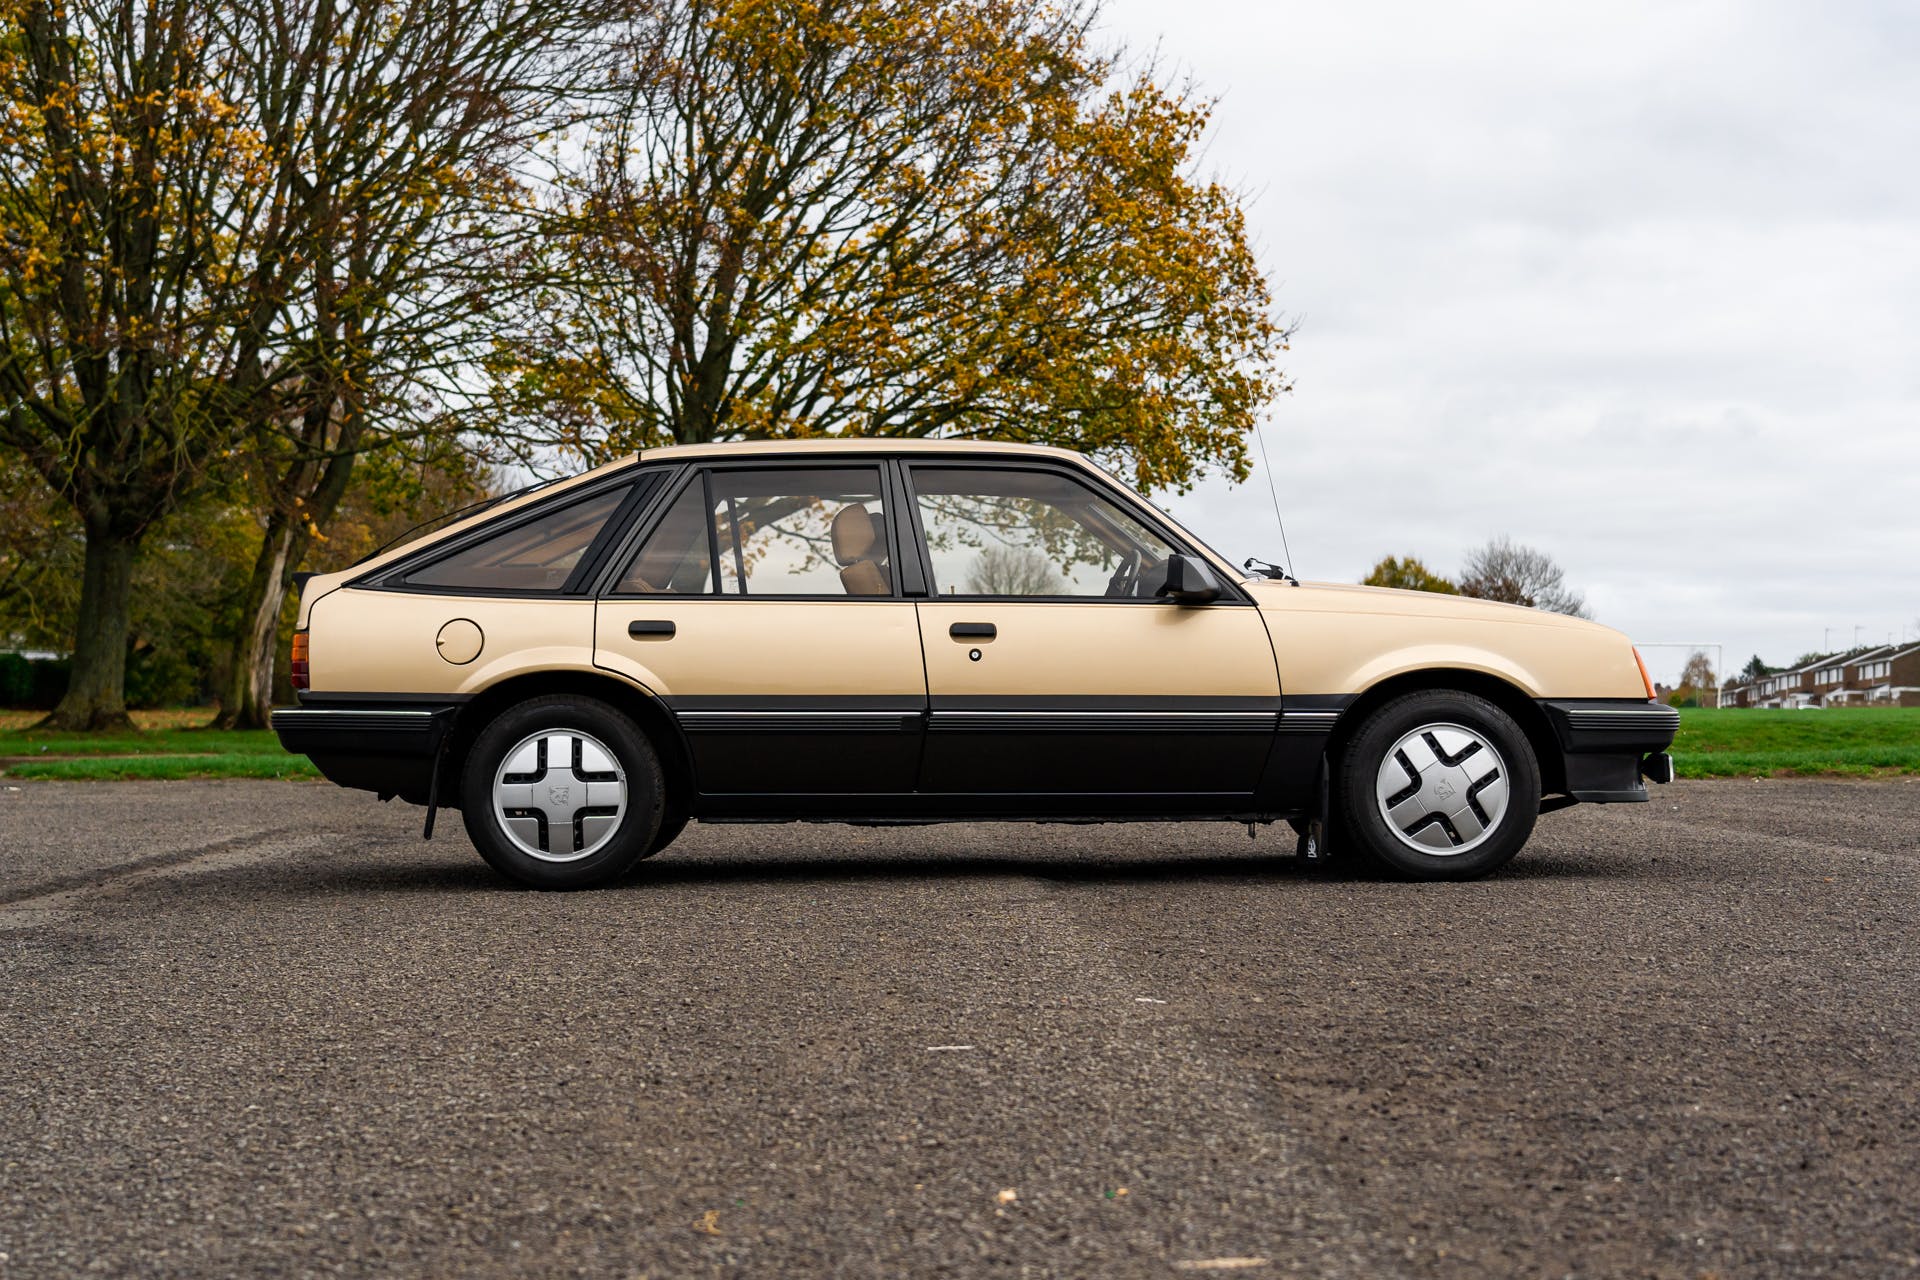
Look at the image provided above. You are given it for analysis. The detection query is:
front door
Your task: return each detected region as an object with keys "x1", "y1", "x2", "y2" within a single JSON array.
[
  {"x1": 905, "y1": 463, "x2": 1280, "y2": 811},
  {"x1": 594, "y1": 464, "x2": 926, "y2": 806}
]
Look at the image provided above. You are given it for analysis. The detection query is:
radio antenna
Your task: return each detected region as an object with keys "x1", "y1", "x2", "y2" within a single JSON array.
[{"x1": 1253, "y1": 420, "x2": 1299, "y2": 582}]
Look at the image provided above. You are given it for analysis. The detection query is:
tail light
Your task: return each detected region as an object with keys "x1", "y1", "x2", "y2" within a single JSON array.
[
  {"x1": 1633, "y1": 647, "x2": 1655, "y2": 700},
  {"x1": 291, "y1": 631, "x2": 310, "y2": 692}
]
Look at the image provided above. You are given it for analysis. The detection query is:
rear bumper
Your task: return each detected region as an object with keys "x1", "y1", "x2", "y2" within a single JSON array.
[
  {"x1": 1538, "y1": 699, "x2": 1681, "y2": 804},
  {"x1": 271, "y1": 706, "x2": 457, "y2": 804}
]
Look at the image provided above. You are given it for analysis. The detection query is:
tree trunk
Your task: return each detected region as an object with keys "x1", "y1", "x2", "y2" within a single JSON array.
[
  {"x1": 215, "y1": 510, "x2": 303, "y2": 730},
  {"x1": 215, "y1": 420, "x2": 359, "y2": 729},
  {"x1": 42, "y1": 516, "x2": 140, "y2": 731}
]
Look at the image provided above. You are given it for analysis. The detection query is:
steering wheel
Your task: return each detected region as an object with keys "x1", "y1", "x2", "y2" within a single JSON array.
[{"x1": 1104, "y1": 549, "x2": 1142, "y2": 598}]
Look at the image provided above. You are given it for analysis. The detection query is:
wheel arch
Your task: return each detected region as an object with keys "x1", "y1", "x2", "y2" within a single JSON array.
[
  {"x1": 437, "y1": 669, "x2": 694, "y2": 822},
  {"x1": 1326, "y1": 668, "x2": 1564, "y2": 796}
]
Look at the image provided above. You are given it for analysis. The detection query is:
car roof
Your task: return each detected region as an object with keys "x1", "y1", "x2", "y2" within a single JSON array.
[{"x1": 616, "y1": 438, "x2": 1091, "y2": 464}]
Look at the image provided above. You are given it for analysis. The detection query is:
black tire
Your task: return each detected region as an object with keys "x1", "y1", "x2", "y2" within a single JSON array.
[
  {"x1": 460, "y1": 694, "x2": 665, "y2": 889},
  {"x1": 1334, "y1": 690, "x2": 1540, "y2": 880},
  {"x1": 645, "y1": 812, "x2": 690, "y2": 857}
]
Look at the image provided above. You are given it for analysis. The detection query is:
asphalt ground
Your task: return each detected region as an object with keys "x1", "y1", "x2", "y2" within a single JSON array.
[{"x1": 1, "y1": 778, "x2": 1917, "y2": 1278}]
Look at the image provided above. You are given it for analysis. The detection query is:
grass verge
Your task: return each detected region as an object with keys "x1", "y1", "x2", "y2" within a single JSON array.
[
  {"x1": 1672, "y1": 708, "x2": 1920, "y2": 779},
  {"x1": 3, "y1": 753, "x2": 319, "y2": 781},
  {"x1": 0, "y1": 708, "x2": 308, "y2": 780},
  {"x1": 0, "y1": 726, "x2": 281, "y2": 756}
]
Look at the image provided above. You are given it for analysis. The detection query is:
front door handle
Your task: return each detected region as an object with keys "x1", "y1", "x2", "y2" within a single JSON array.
[
  {"x1": 628, "y1": 620, "x2": 676, "y2": 639},
  {"x1": 949, "y1": 622, "x2": 996, "y2": 640}
]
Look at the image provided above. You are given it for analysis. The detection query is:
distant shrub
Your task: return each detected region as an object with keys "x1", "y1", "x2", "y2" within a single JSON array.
[
  {"x1": 0, "y1": 653, "x2": 30, "y2": 705},
  {"x1": 0, "y1": 653, "x2": 69, "y2": 709},
  {"x1": 126, "y1": 648, "x2": 205, "y2": 709}
]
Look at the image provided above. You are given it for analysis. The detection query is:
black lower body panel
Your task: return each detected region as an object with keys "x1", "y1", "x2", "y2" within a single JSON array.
[
  {"x1": 1538, "y1": 698, "x2": 1681, "y2": 805},
  {"x1": 271, "y1": 705, "x2": 457, "y2": 806},
  {"x1": 692, "y1": 791, "x2": 1283, "y2": 824}
]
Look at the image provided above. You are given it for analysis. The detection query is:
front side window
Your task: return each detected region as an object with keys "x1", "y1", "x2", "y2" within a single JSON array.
[
  {"x1": 910, "y1": 466, "x2": 1177, "y2": 599},
  {"x1": 614, "y1": 467, "x2": 894, "y2": 597},
  {"x1": 403, "y1": 486, "x2": 628, "y2": 592}
]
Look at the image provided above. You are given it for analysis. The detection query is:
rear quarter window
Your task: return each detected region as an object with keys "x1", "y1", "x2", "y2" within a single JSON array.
[{"x1": 400, "y1": 486, "x2": 630, "y2": 593}]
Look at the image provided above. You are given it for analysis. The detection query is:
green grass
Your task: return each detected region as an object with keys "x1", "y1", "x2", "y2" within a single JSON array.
[
  {"x1": 0, "y1": 726, "x2": 283, "y2": 756},
  {"x1": 0, "y1": 708, "x2": 307, "y2": 780},
  {"x1": 1671, "y1": 707, "x2": 1920, "y2": 778},
  {"x1": 3, "y1": 753, "x2": 319, "y2": 781}
]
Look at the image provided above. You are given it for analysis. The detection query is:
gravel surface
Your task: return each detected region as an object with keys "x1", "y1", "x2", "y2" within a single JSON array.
[{"x1": 1, "y1": 778, "x2": 1917, "y2": 1277}]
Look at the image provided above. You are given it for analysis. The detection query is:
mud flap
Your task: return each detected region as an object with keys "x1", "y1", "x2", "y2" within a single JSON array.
[{"x1": 1299, "y1": 754, "x2": 1332, "y2": 862}]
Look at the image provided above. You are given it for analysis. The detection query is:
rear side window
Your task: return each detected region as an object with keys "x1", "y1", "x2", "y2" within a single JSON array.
[
  {"x1": 612, "y1": 467, "x2": 893, "y2": 597},
  {"x1": 402, "y1": 486, "x2": 628, "y2": 592}
]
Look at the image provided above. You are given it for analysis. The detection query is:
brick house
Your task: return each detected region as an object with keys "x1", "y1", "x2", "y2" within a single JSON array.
[
  {"x1": 1852, "y1": 643, "x2": 1920, "y2": 706},
  {"x1": 1756, "y1": 659, "x2": 1823, "y2": 708},
  {"x1": 1812, "y1": 646, "x2": 1886, "y2": 706},
  {"x1": 1808, "y1": 650, "x2": 1865, "y2": 705},
  {"x1": 1721, "y1": 644, "x2": 1920, "y2": 708}
]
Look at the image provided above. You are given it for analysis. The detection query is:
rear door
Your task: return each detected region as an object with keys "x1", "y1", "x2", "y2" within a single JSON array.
[
  {"x1": 592, "y1": 463, "x2": 927, "y2": 806},
  {"x1": 904, "y1": 462, "x2": 1281, "y2": 812}
]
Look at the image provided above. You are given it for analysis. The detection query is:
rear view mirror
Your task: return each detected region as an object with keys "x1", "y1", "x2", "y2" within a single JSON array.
[{"x1": 1158, "y1": 554, "x2": 1223, "y2": 604}]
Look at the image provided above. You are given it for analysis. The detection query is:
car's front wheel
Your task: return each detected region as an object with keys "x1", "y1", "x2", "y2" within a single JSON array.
[
  {"x1": 460, "y1": 695, "x2": 664, "y2": 889},
  {"x1": 1334, "y1": 690, "x2": 1540, "y2": 880}
]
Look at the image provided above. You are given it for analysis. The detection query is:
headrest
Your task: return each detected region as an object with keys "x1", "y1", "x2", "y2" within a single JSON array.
[{"x1": 830, "y1": 505, "x2": 880, "y2": 565}]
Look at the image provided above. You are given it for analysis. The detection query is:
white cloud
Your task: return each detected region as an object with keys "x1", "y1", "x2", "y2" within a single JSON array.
[{"x1": 1106, "y1": 0, "x2": 1920, "y2": 678}]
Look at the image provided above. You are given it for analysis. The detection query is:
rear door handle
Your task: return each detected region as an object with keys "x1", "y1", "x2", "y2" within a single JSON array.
[
  {"x1": 628, "y1": 620, "x2": 676, "y2": 639},
  {"x1": 949, "y1": 622, "x2": 996, "y2": 640}
]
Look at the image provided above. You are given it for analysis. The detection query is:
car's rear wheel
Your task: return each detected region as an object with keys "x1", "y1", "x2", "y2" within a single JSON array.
[
  {"x1": 460, "y1": 695, "x2": 664, "y2": 889},
  {"x1": 1334, "y1": 690, "x2": 1539, "y2": 879}
]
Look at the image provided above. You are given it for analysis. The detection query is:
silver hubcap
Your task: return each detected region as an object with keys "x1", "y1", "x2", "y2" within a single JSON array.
[
  {"x1": 1375, "y1": 722, "x2": 1509, "y2": 855},
  {"x1": 491, "y1": 729, "x2": 627, "y2": 863}
]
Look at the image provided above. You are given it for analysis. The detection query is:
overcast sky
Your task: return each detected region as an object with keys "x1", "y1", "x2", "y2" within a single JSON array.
[{"x1": 1104, "y1": 0, "x2": 1920, "y2": 681}]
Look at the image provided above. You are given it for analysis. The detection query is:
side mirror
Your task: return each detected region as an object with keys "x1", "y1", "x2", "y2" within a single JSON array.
[{"x1": 1157, "y1": 554, "x2": 1223, "y2": 605}]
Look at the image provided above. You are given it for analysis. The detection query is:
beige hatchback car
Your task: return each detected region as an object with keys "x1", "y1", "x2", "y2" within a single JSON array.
[{"x1": 274, "y1": 440, "x2": 1676, "y2": 888}]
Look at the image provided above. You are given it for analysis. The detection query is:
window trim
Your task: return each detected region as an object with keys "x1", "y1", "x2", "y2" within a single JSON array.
[
  {"x1": 598, "y1": 459, "x2": 909, "y2": 602},
  {"x1": 899, "y1": 459, "x2": 1252, "y2": 606},
  {"x1": 354, "y1": 468, "x2": 656, "y2": 599}
]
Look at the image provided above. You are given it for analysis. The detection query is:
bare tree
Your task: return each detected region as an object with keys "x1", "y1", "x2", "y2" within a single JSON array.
[
  {"x1": 1458, "y1": 537, "x2": 1590, "y2": 617},
  {"x1": 965, "y1": 546, "x2": 1065, "y2": 597},
  {"x1": 210, "y1": 0, "x2": 610, "y2": 729}
]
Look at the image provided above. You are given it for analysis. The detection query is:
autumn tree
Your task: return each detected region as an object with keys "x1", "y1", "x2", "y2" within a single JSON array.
[
  {"x1": 1361, "y1": 555, "x2": 1457, "y2": 594},
  {"x1": 0, "y1": 450, "x2": 71, "y2": 642},
  {"x1": 1671, "y1": 649, "x2": 1717, "y2": 707},
  {"x1": 0, "y1": 0, "x2": 606, "y2": 728},
  {"x1": 1458, "y1": 537, "x2": 1589, "y2": 618},
  {"x1": 0, "y1": 0, "x2": 289, "y2": 727},
  {"x1": 492, "y1": 0, "x2": 1284, "y2": 491}
]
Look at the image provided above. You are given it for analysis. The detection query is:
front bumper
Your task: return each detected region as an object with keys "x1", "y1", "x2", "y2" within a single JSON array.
[
  {"x1": 271, "y1": 705, "x2": 458, "y2": 804},
  {"x1": 1538, "y1": 699, "x2": 1681, "y2": 803}
]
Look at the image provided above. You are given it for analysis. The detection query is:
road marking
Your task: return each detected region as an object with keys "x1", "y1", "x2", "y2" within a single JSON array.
[
  {"x1": 1174, "y1": 1260, "x2": 1270, "y2": 1272},
  {"x1": 925, "y1": 1044, "x2": 975, "y2": 1051}
]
